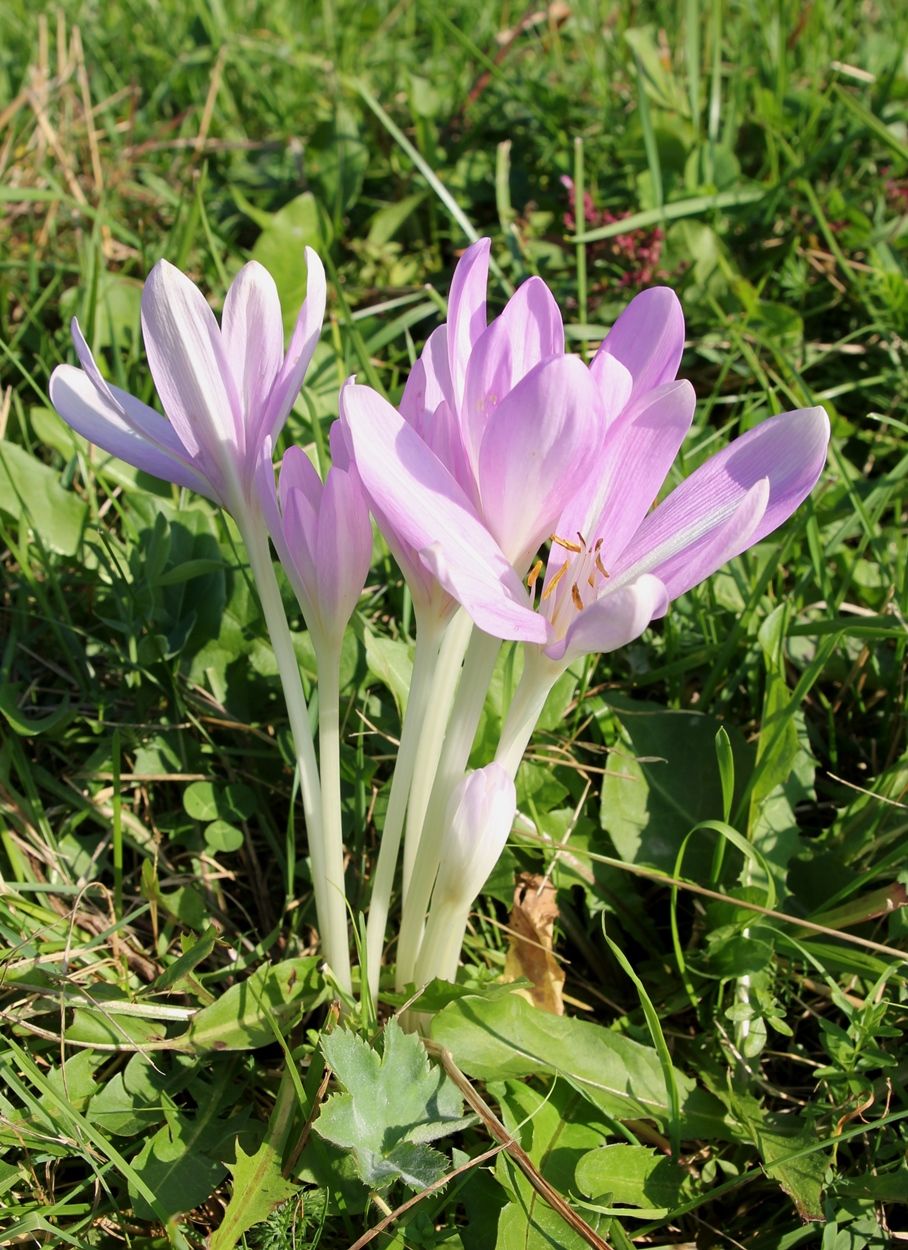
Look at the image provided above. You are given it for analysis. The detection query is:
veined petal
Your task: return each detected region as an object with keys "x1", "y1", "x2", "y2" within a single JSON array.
[
  {"x1": 141, "y1": 260, "x2": 243, "y2": 464},
  {"x1": 341, "y1": 380, "x2": 546, "y2": 643},
  {"x1": 279, "y1": 445, "x2": 322, "y2": 566},
  {"x1": 612, "y1": 406, "x2": 829, "y2": 589},
  {"x1": 593, "y1": 286, "x2": 684, "y2": 401},
  {"x1": 548, "y1": 379, "x2": 695, "y2": 587},
  {"x1": 647, "y1": 477, "x2": 770, "y2": 607},
  {"x1": 478, "y1": 354, "x2": 604, "y2": 570},
  {"x1": 589, "y1": 352, "x2": 633, "y2": 429},
  {"x1": 433, "y1": 764, "x2": 516, "y2": 907},
  {"x1": 399, "y1": 325, "x2": 453, "y2": 429},
  {"x1": 260, "y1": 247, "x2": 327, "y2": 444},
  {"x1": 461, "y1": 276, "x2": 565, "y2": 476},
  {"x1": 446, "y1": 239, "x2": 490, "y2": 409},
  {"x1": 222, "y1": 261, "x2": 284, "y2": 434},
  {"x1": 50, "y1": 363, "x2": 214, "y2": 498},
  {"x1": 546, "y1": 574, "x2": 669, "y2": 662},
  {"x1": 315, "y1": 465, "x2": 373, "y2": 637}
]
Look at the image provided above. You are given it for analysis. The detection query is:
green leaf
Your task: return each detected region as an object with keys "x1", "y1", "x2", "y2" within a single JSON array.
[
  {"x1": 128, "y1": 1108, "x2": 243, "y2": 1221},
  {"x1": 0, "y1": 439, "x2": 87, "y2": 555},
  {"x1": 186, "y1": 958, "x2": 322, "y2": 1051},
  {"x1": 432, "y1": 994, "x2": 731, "y2": 1140},
  {"x1": 575, "y1": 1144, "x2": 688, "y2": 1216},
  {"x1": 211, "y1": 1140, "x2": 297, "y2": 1250},
  {"x1": 364, "y1": 628, "x2": 413, "y2": 718},
  {"x1": 204, "y1": 820, "x2": 245, "y2": 854},
  {"x1": 86, "y1": 1054, "x2": 173, "y2": 1137},
  {"x1": 598, "y1": 695, "x2": 752, "y2": 873},
  {"x1": 250, "y1": 192, "x2": 331, "y2": 332},
  {"x1": 315, "y1": 1020, "x2": 471, "y2": 1191}
]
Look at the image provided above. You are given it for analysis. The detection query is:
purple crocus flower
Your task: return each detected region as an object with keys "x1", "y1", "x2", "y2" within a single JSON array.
[
  {"x1": 342, "y1": 260, "x2": 829, "y2": 663},
  {"x1": 50, "y1": 253, "x2": 326, "y2": 519},
  {"x1": 347, "y1": 241, "x2": 608, "y2": 615}
]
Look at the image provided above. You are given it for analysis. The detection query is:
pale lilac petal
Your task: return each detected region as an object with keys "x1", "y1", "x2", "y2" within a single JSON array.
[
  {"x1": 260, "y1": 247, "x2": 327, "y2": 443},
  {"x1": 315, "y1": 465, "x2": 373, "y2": 635},
  {"x1": 222, "y1": 262, "x2": 284, "y2": 433},
  {"x1": 593, "y1": 287, "x2": 684, "y2": 402},
  {"x1": 613, "y1": 406, "x2": 830, "y2": 587},
  {"x1": 399, "y1": 325, "x2": 453, "y2": 428},
  {"x1": 254, "y1": 437, "x2": 283, "y2": 540},
  {"x1": 433, "y1": 764, "x2": 516, "y2": 906},
  {"x1": 547, "y1": 574, "x2": 669, "y2": 662},
  {"x1": 279, "y1": 445, "x2": 321, "y2": 562},
  {"x1": 461, "y1": 276, "x2": 565, "y2": 477},
  {"x1": 477, "y1": 355, "x2": 604, "y2": 569},
  {"x1": 589, "y1": 352, "x2": 633, "y2": 429},
  {"x1": 141, "y1": 260, "x2": 243, "y2": 463},
  {"x1": 547, "y1": 380, "x2": 695, "y2": 587},
  {"x1": 647, "y1": 478, "x2": 770, "y2": 608},
  {"x1": 50, "y1": 364, "x2": 213, "y2": 498},
  {"x1": 341, "y1": 381, "x2": 546, "y2": 643},
  {"x1": 446, "y1": 239, "x2": 490, "y2": 408}
]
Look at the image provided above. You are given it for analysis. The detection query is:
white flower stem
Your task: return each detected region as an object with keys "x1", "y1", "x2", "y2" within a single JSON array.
[
  {"x1": 315, "y1": 646, "x2": 353, "y2": 995},
  {"x1": 240, "y1": 517, "x2": 350, "y2": 992},
  {"x1": 414, "y1": 899, "x2": 468, "y2": 987},
  {"x1": 364, "y1": 611, "x2": 445, "y2": 1001},
  {"x1": 401, "y1": 610, "x2": 474, "y2": 893},
  {"x1": 396, "y1": 628, "x2": 500, "y2": 991},
  {"x1": 494, "y1": 647, "x2": 565, "y2": 779}
]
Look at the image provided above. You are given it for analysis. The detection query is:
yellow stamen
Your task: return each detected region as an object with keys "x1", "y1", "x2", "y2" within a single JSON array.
[
  {"x1": 551, "y1": 533, "x2": 582, "y2": 553},
  {"x1": 526, "y1": 558, "x2": 544, "y2": 589},
  {"x1": 571, "y1": 583, "x2": 585, "y2": 611},
  {"x1": 540, "y1": 561, "x2": 567, "y2": 601}
]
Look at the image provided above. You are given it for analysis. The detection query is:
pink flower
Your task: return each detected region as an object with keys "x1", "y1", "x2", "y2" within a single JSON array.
[
  {"x1": 50, "y1": 253, "x2": 326, "y2": 519},
  {"x1": 342, "y1": 242, "x2": 830, "y2": 662},
  {"x1": 257, "y1": 424, "x2": 372, "y2": 653}
]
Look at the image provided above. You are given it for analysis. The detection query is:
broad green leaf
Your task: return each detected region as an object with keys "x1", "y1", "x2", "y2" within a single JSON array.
[
  {"x1": 432, "y1": 994, "x2": 731, "y2": 1139},
  {"x1": 364, "y1": 628, "x2": 413, "y2": 718},
  {"x1": 493, "y1": 1080, "x2": 612, "y2": 1249},
  {"x1": 128, "y1": 1108, "x2": 245, "y2": 1220},
  {"x1": 315, "y1": 1020, "x2": 470, "y2": 1191},
  {"x1": 575, "y1": 1144, "x2": 688, "y2": 1216},
  {"x1": 87, "y1": 1054, "x2": 174, "y2": 1137},
  {"x1": 186, "y1": 958, "x2": 322, "y2": 1051},
  {"x1": 598, "y1": 695, "x2": 752, "y2": 873},
  {"x1": 0, "y1": 439, "x2": 87, "y2": 555}
]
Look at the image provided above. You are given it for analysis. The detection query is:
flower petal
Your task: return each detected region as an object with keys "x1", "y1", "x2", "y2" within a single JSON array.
[
  {"x1": 548, "y1": 380, "x2": 695, "y2": 585},
  {"x1": 461, "y1": 276, "x2": 565, "y2": 477},
  {"x1": 50, "y1": 363, "x2": 213, "y2": 497},
  {"x1": 589, "y1": 352, "x2": 633, "y2": 429},
  {"x1": 446, "y1": 239, "x2": 490, "y2": 409},
  {"x1": 341, "y1": 380, "x2": 546, "y2": 643},
  {"x1": 315, "y1": 464, "x2": 373, "y2": 638},
  {"x1": 592, "y1": 286, "x2": 684, "y2": 402},
  {"x1": 222, "y1": 261, "x2": 284, "y2": 436},
  {"x1": 260, "y1": 247, "x2": 327, "y2": 444},
  {"x1": 478, "y1": 354, "x2": 604, "y2": 570},
  {"x1": 647, "y1": 477, "x2": 770, "y2": 607},
  {"x1": 399, "y1": 324, "x2": 453, "y2": 429},
  {"x1": 613, "y1": 406, "x2": 830, "y2": 591},
  {"x1": 433, "y1": 764, "x2": 516, "y2": 907},
  {"x1": 141, "y1": 260, "x2": 243, "y2": 467},
  {"x1": 547, "y1": 573, "x2": 669, "y2": 662}
]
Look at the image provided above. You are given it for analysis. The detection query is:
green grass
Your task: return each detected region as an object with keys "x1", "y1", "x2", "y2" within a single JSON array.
[{"x1": 1, "y1": 1, "x2": 907, "y2": 1246}]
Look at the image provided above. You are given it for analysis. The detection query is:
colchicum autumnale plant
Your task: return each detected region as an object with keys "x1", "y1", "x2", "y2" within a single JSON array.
[{"x1": 51, "y1": 238, "x2": 830, "y2": 1006}]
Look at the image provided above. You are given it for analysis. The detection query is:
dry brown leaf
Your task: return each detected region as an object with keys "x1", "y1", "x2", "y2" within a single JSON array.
[{"x1": 503, "y1": 872, "x2": 565, "y2": 1015}]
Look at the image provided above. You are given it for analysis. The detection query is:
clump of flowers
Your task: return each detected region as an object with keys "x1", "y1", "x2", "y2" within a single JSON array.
[{"x1": 51, "y1": 238, "x2": 829, "y2": 1007}]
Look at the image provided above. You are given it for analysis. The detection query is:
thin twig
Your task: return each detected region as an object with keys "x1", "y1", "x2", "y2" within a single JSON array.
[{"x1": 424, "y1": 1041, "x2": 612, "y2": 1250}]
